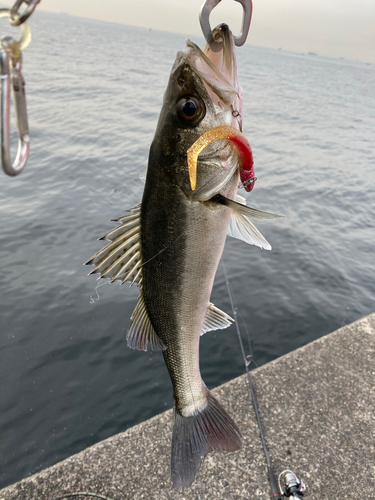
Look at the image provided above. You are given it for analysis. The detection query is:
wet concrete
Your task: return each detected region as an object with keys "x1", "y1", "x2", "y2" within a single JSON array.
[{"x1": 1, "y1": 313, "x2": 374, "y2": 500}]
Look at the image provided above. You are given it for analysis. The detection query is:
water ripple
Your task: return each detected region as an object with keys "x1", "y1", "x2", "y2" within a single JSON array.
[{"x1": 1, "y1": 11, "x2": 374, "y2": 489}]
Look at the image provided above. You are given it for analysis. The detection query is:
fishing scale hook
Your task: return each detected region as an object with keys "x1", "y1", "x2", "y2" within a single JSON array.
[
  {"x1": 199, "y1": 0, "x2": 253, "y2": 52},
  {"x1": 1, "y1": 0, "x2": 39, "y2": 177}
]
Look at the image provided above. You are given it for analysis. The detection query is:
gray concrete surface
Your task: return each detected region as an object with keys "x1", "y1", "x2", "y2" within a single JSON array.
[{"x1": 1, "y1": 313, "x2": 374, "y2": 500}]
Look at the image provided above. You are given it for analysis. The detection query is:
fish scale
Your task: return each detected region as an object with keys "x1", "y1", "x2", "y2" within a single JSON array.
[{"x1": 143, "y1": 188, "x2": 232, "y2": 413}]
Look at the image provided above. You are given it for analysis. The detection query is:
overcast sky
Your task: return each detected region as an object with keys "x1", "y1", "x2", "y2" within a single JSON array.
[{"x1": 41, "y1": 0, "x2": 375, "y2": 63}]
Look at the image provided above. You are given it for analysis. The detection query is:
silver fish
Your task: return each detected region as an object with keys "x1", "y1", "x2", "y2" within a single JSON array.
[{"x1": 86, "y1": 25, "x2": 280, "y2": 491}]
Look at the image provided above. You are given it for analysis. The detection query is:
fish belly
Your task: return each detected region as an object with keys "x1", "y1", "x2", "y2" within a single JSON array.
[
  {"x1": 141, "y1": 168, "x2": 241, "y2": 492},
  {"x1": 141, "y1": 178, "x2": 231, "y2": 415}
]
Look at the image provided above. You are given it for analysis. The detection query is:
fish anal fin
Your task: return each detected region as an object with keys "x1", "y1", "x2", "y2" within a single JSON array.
[
  {"x1": 201, "y1": 303, "x2": 233, "y2": 335},
  {"x1": 171, "y1": 389, "x2": 241, "y2": 492},
  {"x1": 127, "y1": 293, "x2": 166, "y2": 352}
]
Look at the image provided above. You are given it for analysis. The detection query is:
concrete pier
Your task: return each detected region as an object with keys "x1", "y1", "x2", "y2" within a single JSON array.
[{"x1": 1, "y1": 313, "x2": 374, "y2": 500}]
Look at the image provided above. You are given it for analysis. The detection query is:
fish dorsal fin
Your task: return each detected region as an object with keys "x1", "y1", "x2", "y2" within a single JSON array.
[
  {"x1": 228, "y1": 211, "x2": 272, "y2": 250},
  {"x1": 127, "y1": 292, "x2": 166, "y2": 352},
  {"x1": 201, "y1": 303, "x2": 234, "y2": 335},
  {"x1": 85, "y1": 204, "x2": 143, "y2": 286}
]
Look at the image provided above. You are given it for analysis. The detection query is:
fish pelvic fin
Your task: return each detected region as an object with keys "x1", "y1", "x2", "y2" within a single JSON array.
[
  {"x1": 85, "y1": 204, "x2": 143, "y2": 286},
  {"x1": 228, "y1": 210, "x2": 272, "y2": 250},
  {"x1": 171, "y1": 389, "x2": 241, "y2": 491},
  {"x1": 201, "y1": 303, "x2": 234, "y2": 335},
  {"x1": 127, "y1": 292, "x2": 166, "y2": 352}
]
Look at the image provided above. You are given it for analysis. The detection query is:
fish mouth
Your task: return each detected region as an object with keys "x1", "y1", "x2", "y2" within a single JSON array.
[{"x1": 183, "y1": 24, "x2": 243, "y2": 132}]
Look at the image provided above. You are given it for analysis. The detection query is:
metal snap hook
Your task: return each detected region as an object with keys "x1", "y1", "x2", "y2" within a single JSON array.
[
  {"x1": 0, "y1": 47, "x2": 29, "y2": 177},
  {"x1": 0, "y1": 9, "x2": 32, "y2": 51},
  {"x1": 199, "y1": 0, "x2": 253, "y2": 52},
  {"x1": 0, "y1": 11, "x2": 31, "y2": 177}
]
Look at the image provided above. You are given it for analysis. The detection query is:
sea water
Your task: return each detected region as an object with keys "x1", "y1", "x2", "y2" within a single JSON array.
[{"x1": 0, "y1": 11, "x2": 374, "y2": 488}]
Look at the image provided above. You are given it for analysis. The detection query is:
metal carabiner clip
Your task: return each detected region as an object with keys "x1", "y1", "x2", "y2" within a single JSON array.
[
  {"x1": 1, "y1": 47, "x2": 29, "y2": 177},
  {"x1": 0, "y1": 10, "x2": 31, "y2": 177},
  {"x1": 200, "y1": 0, "x2": 253, "y2": 52}
]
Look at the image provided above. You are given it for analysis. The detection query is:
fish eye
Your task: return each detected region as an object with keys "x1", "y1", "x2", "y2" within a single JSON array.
[{"x1": 176, "y1": 96, "x2": 205, "y2": 126}]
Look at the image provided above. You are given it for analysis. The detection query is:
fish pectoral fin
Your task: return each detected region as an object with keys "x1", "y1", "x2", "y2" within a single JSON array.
[
  {"x1": 85, "y1": 204, "x2": 143, "y2": 286},
  {"x1": 201, "y1": 303, "x2": 234, "y2": 335},
  {"x1": 211, "y1": 186, "x2": 277, "y2": 251},
  {"x1": 214, "y1": 193, "x2": 283, "y2": 220},
  {"x1": 227, "y1": 211, "x2": 272, "y2": 250},
  {"x1": 127, "y1": 293, "x2": 166, "y2": 352}
]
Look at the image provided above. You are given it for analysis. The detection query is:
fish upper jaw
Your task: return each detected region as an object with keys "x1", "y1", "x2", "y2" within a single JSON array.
[{"x1": 184, "y1": 25, "x2": 243, "y2": 132}]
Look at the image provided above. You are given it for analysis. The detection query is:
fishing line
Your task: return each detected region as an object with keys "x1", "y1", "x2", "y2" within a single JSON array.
[
  {"x1": 237, "y1": 308, "x2": 259, "y2": 369},
  {"x1": 89, "y1": 278, "x2": 111, "y2": 304},
  {"x1": 48, "y1": 492, "x2": 117, "y2": 500},
  {"x1": 140, "y1": 231, "x2": 185, "y2": 268},
  {"x1": 222, "y1": 259, "x2": 306, "y2": 499},
  {"x1": 222, "y1": 258, "x2": 282, "y2": 499}
]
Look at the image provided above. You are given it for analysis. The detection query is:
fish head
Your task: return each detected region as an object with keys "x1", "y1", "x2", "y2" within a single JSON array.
[{"x1": 150, "y1": 25, "x2": 244, "y2": 201}]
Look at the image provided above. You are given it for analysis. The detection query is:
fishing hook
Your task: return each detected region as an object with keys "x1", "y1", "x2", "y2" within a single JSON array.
[{"x1": 199, "y1": 0, "x2": 253, "y2": 52}]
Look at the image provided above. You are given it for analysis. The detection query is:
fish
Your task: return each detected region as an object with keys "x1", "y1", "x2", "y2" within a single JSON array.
[{"x1": 86, "y1": 24, "x2": 280, "y2": 491}]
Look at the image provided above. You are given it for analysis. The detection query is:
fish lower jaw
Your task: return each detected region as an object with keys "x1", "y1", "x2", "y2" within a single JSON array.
[{"x1": 179, "y1": 397, "x2": 208, "y2": 417}]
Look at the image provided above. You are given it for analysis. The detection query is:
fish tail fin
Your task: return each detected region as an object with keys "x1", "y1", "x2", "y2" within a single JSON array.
[{"x1": 171, "y1": 390, "x2": 241, "y2": 491}]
